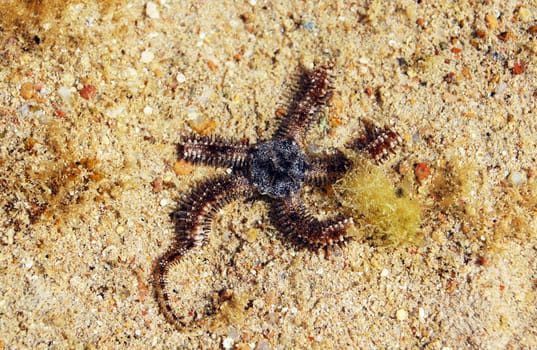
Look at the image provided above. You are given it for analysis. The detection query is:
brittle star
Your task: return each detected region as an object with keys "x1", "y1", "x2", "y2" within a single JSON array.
[{"x1": 153, "y1": 64, "x2": 402, "y2": 330}]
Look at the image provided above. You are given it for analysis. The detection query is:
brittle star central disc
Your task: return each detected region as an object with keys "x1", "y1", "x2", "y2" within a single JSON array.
[{"x1": 249, "y1": 139, "x2": 307, "y2": 198}]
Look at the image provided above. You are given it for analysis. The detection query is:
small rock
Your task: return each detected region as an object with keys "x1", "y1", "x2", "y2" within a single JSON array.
[
  {"x1": 176, "y1": 72, "x2": 186, "y2": 83},
  {"x1": 509, "y1": 171, "x2": 526, "y2": 186},
  {"x1": 146, "y1": 1, "x2": 160, "y2": 19},
  {"x1": 152, "y1": 177, "x2": 163, "y2": 193},
  {"x1": 396, "y1": 308, "x2": 408, "y2": 321},
  {"x1": 143, "y1": 106, "x2": 153, "y2": 115},
  {"x1": 245, "y1": 228, "x2": 258, "y2": 243},
  {"x1": 20, "y1": 82, "x2": 34, "y2": 100},
  {"x1": 419, "y1": 307, "x2": 426, "y2": 321},
  {"x1": 57, "y1": 86, "x2": 72, "y2": 102},
  {"x1": 102, "y1": 245, "x2": 119, "y2": 263},
  {"x1": 485, "y1": 13, "x2": 497, "y2": 30},
  {"x1": 140, "y1": 49, "x2": 155, "y2": 63},
  {"x1": 174, "y1": 159, "x2": 194, "y2": 176},
  {"x1": 414, "y1": 162, "x2": 431, "y2": 184},
  {"x1": 518, "y1": 7, "x2": 531, "y2": 22},
  {"x1": 222, "y1": 337, "x2": 234, "y2": 350},
  {"x1": 79, "y1": 85, "x2": 97, "y2": 100}
]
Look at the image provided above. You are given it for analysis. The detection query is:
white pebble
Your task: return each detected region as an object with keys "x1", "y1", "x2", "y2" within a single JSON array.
[
  {"x1": 396, "y1": 308, "x2": 408, "y2": 321},
  {"x1": 24, "y1": 259, "x2": 34, "y2": 269},
  {"x1": 176, "y1": 72, "x2": 186, "y2": 83},
  {"x1": 146, "y1": 1, "x2": 160, "y2": 19},
  {"x1": 140, "y1": 49, "x2": 155, "y2": 63},
  {"x1": 509, "y1": 171, "x2": 526, "y2": 186},
  {"x1": 105, "y1": 106, "x2": 125, "y2": 118},
  {"x1": 380, "y1": 268, "x2": 389, "y2": 277},
  {"x1": 419, "y1": 307, "x2": 426, "y2": 321},
  {"x1": 160, "y1": 199, "x2": 168, "y2": 207},
  {"x1": 222, "y1": 337, "x2": 234, "y2": 350},
  {"x1": 143, "y1": 106, "x2": 153, "y2": 115},
  {"x1": 57, "y1": 86, "x2": 72, "y2": 102}
]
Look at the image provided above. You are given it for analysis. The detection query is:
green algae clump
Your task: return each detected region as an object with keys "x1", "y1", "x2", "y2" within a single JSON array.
[{"x1": 334, "y1": 157, "x2": 421, "y2": 246}]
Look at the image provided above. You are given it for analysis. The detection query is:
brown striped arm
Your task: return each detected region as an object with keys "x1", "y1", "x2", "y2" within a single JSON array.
[
  {"x1": 269, "y1": 193, "x2": 354, "y2": 246},
  {"x1": 304, "y1": 150, "x2": 351, "y2": 186},
  {"x1": 177, "y1": 134, "x2": 250, "y2": 169},
  {"x1": 274, "y1": 65, "x2": 334, "y2": 142},
  {"x1": 347, "y1": 119, "x2": 403, "y2": 163},
  {"x1": 152, "y1": 175, "x2": 254, "y2": 330}
]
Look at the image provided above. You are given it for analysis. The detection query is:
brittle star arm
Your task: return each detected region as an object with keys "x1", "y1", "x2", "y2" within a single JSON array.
[
  {"x1": 269, "y1": 193, "x2": 354, "y2": 246},
  {"x1": 153, "y1": 175, "x2": 254, "y2": 330},
  {"x1": 304, "y1": 150, "x2": 351, "y2": 186},
  {"x1": 274, "y1": 65, "x2": 334, "y2": 142},
  {"x1": 177, "y1": 134, "x2": 250, "y2": 169},
  {"x1": 347, "y1": 119, "x2": 403, "y2": 163}
]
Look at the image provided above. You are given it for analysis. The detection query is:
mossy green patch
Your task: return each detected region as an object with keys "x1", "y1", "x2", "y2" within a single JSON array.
[{"x1": 334, "y1": 156, "x2": 421, "y2": 246}]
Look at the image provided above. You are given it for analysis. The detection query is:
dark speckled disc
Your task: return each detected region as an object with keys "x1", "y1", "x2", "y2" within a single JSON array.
[{"x1": 249, "y1": 139, "x2": 307, "y2": 198}]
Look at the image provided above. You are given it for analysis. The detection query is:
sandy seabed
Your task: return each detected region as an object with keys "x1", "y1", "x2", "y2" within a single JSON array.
[{"x1": 0, "y1": 1, "x2": 536, "y2": 349}]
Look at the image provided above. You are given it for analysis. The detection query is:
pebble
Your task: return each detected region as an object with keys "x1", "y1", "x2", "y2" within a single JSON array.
[
  {"x1": 245, "y1": 228, "x2": 257, "y2": 243},
  {"x1": 105, "y1": 106, "x2": 125, "y2": 118},
  {"x1": 58, "y1": 86, "x2": 72, "y2": 102},
  {"x1": 419, "y1": 307, "x2": 426, "y2": 321},
  {"x1": 140, "y1": 49, "x2": 155, "y2": 63},
  {"x1": 79, "y1": 85, "x2": 97, "y2": 100},
  {"x1": 20, "y1": 82, "x2": 34, "y2": 100},
  {"x1": 143, "y1": 106, "x2": 153, "y2": 115},
  {"x1": 396, "y1": 308, "x2": 408, "y2": 321},
  {"x1": 414, "y1": 162, "x2": 431, "y2": 184},
  {"x1": 24, "y1": 259, "x2": 34, "y2": 269},
  {"x1": 222, "y1": 337, "x2": 234, "y2": 350},
  {"x1": 485, "y1": 14, "x2": 497, "y2": 30},
  {"x1": 176, "y1": 72, "x2": 186, "y2": 83},
  {"x1": 509, "y1": 171, "x2": 526, "y2": 186},
  {"x1": 146, "y1": 2, "x2": 160, "y2": 19},
  {"x1": 174, "y1": 159, "x2": 194, "y2": 176},
  {"x1": 518, "y1": 7, "x2": 530, "y2": 22},
  {"x1": 101, "y1": 245, "x2": 119, "y2": 263}
]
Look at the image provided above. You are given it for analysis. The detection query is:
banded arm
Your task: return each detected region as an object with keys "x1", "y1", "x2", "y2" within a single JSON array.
[
  {"x1": 274, "y1": 65, "x2": 334, "y2": 142},
  {"x1": 347, "y1": 119, "x2": 403, "y2": 163},
  {"x1": 304, "y1": 150, "x2": 351, "y2": 186},
  {"x1": 269, "y1": 193, "x2": 354, "y2": 246},
  {"x1": 177, "y1": 134, "x2": 250, "y2": 169},
  {"x1": 153, "y1": 175, "x2": 254, "y2": 330}
]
